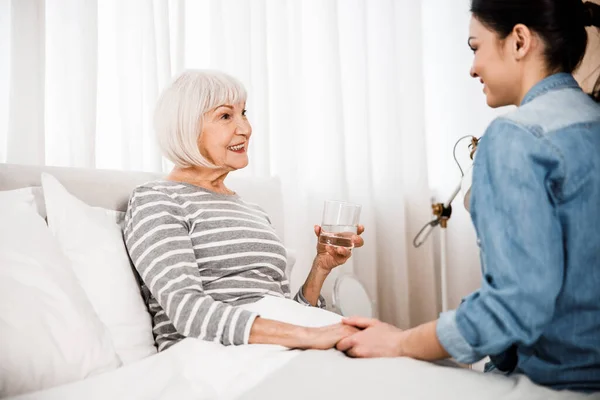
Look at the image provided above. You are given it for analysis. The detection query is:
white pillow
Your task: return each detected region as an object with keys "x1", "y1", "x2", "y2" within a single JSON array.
[
  {"x1": 0, "y1": 202, "x2": 121, "y2": 398},
  {"x1": 0, "y1": 187, "x2": 45, "y2": 217},
  {"x1": 41, "y1": 173, "x2": 156, "y2": 364}
]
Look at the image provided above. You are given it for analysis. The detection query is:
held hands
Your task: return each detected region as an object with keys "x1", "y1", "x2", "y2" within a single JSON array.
[
  {"x1": 300, "y1": 323, "x2": 360, "y2": 350},
  {"x1": 313, "y1": 224, "x2": 365, "y2": 273},
  {"x1": 301, "y1": 317, "x2": 403, "y2": 356},
  {"x1": 335, "y1": 317, "x2": 405, "y2": 358}
]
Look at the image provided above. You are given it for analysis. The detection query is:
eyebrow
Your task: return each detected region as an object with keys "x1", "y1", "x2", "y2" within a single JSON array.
[{"x1": 215, "y1": 105, "x2": 234, "y2": 110}]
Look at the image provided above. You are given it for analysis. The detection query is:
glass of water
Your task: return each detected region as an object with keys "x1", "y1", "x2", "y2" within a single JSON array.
[{"x1": 319, "y1": 200, "x2": 362, "y2": 249}]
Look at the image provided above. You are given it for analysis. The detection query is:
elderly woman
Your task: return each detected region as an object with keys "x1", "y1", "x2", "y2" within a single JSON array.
[{"x1": 124, "y1": 70, "x2": 363, "y2": 352}]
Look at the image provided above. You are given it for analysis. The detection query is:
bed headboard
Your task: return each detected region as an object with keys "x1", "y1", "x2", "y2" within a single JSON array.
[{"x1": 0, "y1": 163, "x2": 286, "y2": 241}]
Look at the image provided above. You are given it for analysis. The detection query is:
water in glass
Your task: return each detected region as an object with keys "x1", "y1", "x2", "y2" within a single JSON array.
[{"x1": 319, "y1": 224, "x2": 357, "y2": 249}]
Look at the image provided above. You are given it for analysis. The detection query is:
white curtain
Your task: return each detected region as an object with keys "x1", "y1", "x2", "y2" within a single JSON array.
[
  {"x1": 421, "y1": 0, "x2": 506, "y2": 310},
  {"x1": 1, "y1": 0, "x2": 514, "y2": 328}
]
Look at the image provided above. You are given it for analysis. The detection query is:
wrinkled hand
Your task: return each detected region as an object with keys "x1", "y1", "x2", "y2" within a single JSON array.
[
  {"x1": 300, "y1": 323, "x2": 360, "y2": 350},
  {"x1": 313, "y1": 224, "x2": 364, "y2": 273},
  {"x1": 336, "y1": 317, "x2": 405, "y2": 358}
]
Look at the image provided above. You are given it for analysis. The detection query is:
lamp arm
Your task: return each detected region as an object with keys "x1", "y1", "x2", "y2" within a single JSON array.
[
  {"x1": 443, "y1": 181, "x2": 462, "y2": 209},
  {"x1": 413, "y1": 136, "x2": 479, "y2": 247}
]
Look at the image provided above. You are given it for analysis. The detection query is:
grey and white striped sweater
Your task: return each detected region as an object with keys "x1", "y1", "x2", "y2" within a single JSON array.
[{"x1": 124, "y1": 180, "x2": 323, "y2": 352}]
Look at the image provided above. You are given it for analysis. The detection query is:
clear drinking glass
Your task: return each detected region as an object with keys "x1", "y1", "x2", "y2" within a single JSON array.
[{"x1": 318, "y1": 200, "x2": 362, "y2": 249}]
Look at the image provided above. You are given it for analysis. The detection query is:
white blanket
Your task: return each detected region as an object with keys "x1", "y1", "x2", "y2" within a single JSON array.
[
  {"x1": 9, "y1": 297, "x2": 339, "y2": 400},
  {"x1": 236, "y1": 349, "x2": 597, "y2": 400},
  {"x1": 9, "y1": 297, "x2": 598, "y2": 400}
]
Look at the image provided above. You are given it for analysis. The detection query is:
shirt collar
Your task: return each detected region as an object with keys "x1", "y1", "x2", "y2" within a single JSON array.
[{"x1": 521, "y1": 73, "x2": 580, "y2": 106}]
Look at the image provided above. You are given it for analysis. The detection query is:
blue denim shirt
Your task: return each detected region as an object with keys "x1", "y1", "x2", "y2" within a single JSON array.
[{"x1": 436, "y1": 73, "x2": 600, "y2": 392}]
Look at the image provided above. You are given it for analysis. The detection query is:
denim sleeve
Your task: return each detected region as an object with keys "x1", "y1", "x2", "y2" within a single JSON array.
[
  {"x1": 437, "y1": 310, "x2": 482, "y2": 362},
  {"x1": 440, "y1": 118, "x2": 564, "y2": 364}
]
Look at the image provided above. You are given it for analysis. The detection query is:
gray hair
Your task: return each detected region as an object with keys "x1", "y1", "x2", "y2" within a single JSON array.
[{"x1": 154, "y1": 69, "x2": 248, "y2": 168}]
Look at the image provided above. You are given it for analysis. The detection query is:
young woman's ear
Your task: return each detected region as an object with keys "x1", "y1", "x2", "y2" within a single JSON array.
[{"x1": 511, "y1": 24, "x2": 534, "y2": 61}]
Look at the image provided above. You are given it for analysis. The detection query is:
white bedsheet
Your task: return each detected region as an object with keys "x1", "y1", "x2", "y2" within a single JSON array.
[
  {"x1": 236, "y1": 350, "x2": 599, "y2": 400},
  {"x1": 8, "y1": 297, "x2": 599, "y2": 400},
  {"x1": 8, "y1": 297, "x2": 339, "y2": 400}
]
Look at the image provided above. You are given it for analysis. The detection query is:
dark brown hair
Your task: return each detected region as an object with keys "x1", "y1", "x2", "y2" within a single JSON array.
[{"x1": 471, "y1": 0, "x2": 600, "y2": 102}]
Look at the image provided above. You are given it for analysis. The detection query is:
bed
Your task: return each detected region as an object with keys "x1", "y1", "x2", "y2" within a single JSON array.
[{"x1": 0, "y1": 163, "x2": 596, "y2": 400}]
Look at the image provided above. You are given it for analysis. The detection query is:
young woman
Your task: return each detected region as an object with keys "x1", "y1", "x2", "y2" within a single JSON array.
[{"x1": 336, "y1": 0, "x2": 600, "y2": 393}]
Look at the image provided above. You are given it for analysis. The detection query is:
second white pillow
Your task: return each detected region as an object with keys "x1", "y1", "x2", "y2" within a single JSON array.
[
  {"x1": 41, "y1": 173, "x2": 156, "y2": 364},
  {"x1": 0, "y1": 202, "x2": 121, "y2": 397}
]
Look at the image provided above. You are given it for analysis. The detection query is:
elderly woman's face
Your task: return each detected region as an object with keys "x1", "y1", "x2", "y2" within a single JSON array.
[{"x1": 199, "y1": 102, "x2": 251, "y2": 171}]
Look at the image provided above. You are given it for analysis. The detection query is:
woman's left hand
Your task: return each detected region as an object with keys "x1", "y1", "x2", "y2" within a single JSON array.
[
  {"x1": 312, "y1": 224, "x2": 364, "y2": 273},
  {"x1": 336, "y1": 317, "x2": 405, "y2": 358}
]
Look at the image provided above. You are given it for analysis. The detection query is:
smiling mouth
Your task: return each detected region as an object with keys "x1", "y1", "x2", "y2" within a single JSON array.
[{"x1": 227, "y1": 143, "x2": 245, "y2": 152}]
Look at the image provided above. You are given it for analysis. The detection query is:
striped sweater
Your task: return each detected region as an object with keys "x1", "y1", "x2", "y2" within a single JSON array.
[{"x1": 123, "y1": 180, "x2": 323, "y2": 352}]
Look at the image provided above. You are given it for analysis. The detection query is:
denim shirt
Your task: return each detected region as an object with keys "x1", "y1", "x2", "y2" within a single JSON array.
[{"x1": 436, "y1": 73, "x2": 600, "y2": 392}]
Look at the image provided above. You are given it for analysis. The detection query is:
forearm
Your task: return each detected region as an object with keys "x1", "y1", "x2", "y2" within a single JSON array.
[
  {"x1": 300, "y1": 260, "x2": 330, "y2": 306},
  {"x1": 248, "y1": 317, "x2": 310, "y2": 348},
  {"x1": 400, "y1": 320, "x2": 450, "y2": 361}
]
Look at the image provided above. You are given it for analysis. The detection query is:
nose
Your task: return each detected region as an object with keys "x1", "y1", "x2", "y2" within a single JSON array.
[
  {"x1": 470, "y1": 65, "x2": 478, "y2": 78},
  {"x1": 236, "y1": 118, "x2": 252, "y2": 138}
]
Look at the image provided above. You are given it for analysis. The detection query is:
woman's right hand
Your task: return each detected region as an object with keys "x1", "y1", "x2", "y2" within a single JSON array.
[
  {"x1": 312, "y1": 225, "x2": 365, "y2": 274},
  {"x1": 299, "y1": 323, "x2": 360, "y2": 350}
]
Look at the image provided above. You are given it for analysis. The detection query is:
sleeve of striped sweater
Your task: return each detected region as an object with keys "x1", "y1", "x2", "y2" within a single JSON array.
[
  {"x1": 293, "y1": 286, "x2": 326, "y2": 308},
  {"x1": 124, "y1": 188, "x2": 259, "y2": 346}
]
